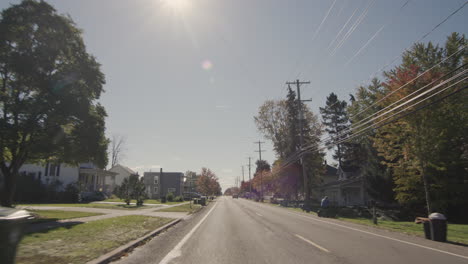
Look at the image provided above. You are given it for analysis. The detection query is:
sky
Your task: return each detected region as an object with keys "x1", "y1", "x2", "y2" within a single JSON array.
[{"x1": 1, "y1": 0, "x2": 466, "y2": 191}]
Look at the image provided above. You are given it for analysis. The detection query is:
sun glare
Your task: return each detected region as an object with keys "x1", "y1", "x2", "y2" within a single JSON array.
[{"x1": 162, "y1": 0, "x2": 192, "y2": 13}]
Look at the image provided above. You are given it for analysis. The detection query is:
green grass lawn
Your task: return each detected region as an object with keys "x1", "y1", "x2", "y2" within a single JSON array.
[
  {"x1": 29, "y1": 210, "x2": 103, "y2": 224},
  {"x1": 158, "y1": 203, "x2": 202, "y2": 214},
  {"x1": 267, "y1": 201, "x2": 468, "y2": 245},
  {"x1": 103, "y1": 198, "x2": 184, "y2": 205},
  {"x1": 337, "y1": 217, "x2": 468, "y2": 245},
  {"x1": 16, "y1": 215, "x2": 173, "y2": 264},
  {"x1": 20, "y1": 203, "x2": 149, "y2": 210}
]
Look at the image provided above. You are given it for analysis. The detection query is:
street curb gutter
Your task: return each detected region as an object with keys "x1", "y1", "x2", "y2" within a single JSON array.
[{"x1": 86, "y1": 218, "x2": 182, "y2": 264}]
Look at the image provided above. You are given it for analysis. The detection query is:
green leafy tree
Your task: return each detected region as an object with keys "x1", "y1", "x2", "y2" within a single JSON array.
[
  {"x1": 348, "y1": 79, "x2": 396, "y2": 204},
  {"x1": 0, "y1": 0, "x2": 108, "y2": 207},
  {"x1": 116, "y1": 174, "x2": 147, "y2": 205},
  {"x1": 196, "y1": 167, "x2": 221, "y2": 196},
  {"x1": 374, "y1": 33, "x2": 468, "y2": 219}
]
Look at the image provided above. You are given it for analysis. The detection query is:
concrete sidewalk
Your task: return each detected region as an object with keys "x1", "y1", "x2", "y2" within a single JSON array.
[{"x1": 21, "y1": 203, "x2": 190, "y2": 233}]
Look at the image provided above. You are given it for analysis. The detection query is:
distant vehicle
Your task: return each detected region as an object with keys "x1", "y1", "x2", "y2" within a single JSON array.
[
  {"x1": 80, "y1": 191, "x2": 107, "y2": 202},
  {"x1": 233, "y1": 194, "x2": 238, "y2": 199},
  {"x1": 183, "y1": 192, "x2": 201, "y2": 200}
]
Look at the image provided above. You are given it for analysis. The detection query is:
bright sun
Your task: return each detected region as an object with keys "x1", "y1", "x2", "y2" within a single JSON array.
[{"x1": 162, "y1": 0, "x2": 192, "y2": 13}]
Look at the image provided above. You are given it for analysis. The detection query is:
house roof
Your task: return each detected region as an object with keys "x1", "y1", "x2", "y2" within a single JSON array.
[{"x1": 110, "y1": 164, "x2": 136, "y2": 175}]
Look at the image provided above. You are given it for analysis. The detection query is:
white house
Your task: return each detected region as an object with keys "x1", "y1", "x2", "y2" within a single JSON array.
[
  {"x1": 17, "y1": 162, "x2": 116, "y2": 193},
  {"x1": 107, "y1": 164, "x2": 137, "y2": 193}
]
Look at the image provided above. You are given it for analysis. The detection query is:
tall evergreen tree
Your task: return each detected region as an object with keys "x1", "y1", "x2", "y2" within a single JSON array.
[{"x1": 319, "y1": 93, "x2": 349, "y2": 169}]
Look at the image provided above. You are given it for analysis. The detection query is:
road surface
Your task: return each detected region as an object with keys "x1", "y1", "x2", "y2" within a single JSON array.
[{"x1": 115, "y1": 196, "x2": 468, "y2": 264}]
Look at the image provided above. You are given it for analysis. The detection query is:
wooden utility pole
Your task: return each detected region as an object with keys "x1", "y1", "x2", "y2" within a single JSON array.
[
  {"x1": 254, "y1": 141, "x2": 265, "y2": 161},
  {"x1": 286, "y1": 79, "x2": 311, "y2": 211},
  {"x1": 247, "y1": 157, "x2": 252, "y2": 193},
  {"x1": 241, "y1": 165, "x2": 245, "y2": 182}
]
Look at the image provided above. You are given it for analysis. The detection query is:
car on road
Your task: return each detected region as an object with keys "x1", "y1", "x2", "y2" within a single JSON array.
[{"x1": 232, "y1": 194, "x2": 238, "y2": 199}]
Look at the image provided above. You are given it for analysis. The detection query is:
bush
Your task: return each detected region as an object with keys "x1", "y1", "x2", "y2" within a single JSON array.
[
  {"x1": 174, "y1": 196, "x2": 184, "y2": 202},
  {"x1": 60, "y1": 184, "x2": 80, "y2": 203},
  {"x1": 166, "y1": 192, "x2": 174, "y2": 202}
]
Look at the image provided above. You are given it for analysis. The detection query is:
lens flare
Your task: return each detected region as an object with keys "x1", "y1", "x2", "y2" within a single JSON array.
[{"x1": 201, "y1": 60, "x2": 213, "y2": 71}]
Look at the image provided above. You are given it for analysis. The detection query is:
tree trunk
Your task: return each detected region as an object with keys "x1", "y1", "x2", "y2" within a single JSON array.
[
  {"x1": 0, "y1": 170, "x2": 16, "y2": 207},
  {"x1": 421, "y1": 162, "x2": 432, "y2": 215}
]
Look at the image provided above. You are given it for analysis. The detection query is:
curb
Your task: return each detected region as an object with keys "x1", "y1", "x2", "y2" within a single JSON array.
[{"x1": 86, "y1": 218, "x2": 182, "y2": 264}]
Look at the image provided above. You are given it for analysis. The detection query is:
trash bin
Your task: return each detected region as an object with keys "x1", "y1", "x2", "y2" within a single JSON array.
[
  {"x1": 429, "y1": 213, "x2": 447, "y2": 242},
  {"x1": 0, "y1": 207, "x2": 33, "y2": 264}
]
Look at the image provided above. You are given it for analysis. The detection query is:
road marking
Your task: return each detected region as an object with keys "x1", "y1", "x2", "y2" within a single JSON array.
[
  {"x1": 295, "y1": 234, "x2": 330, "y2": 253},
  {"x1": 159, "y1": 202, "x2": 218, "y2": 264},
  {"x1": 287, "y1": 211, "x2": 468, "y2": 260},
  {"x1": 240, "y1": 199, "x2": 468, "y2": 260},
  {"x1": 256, "y1": 212, "x2": 263, "y2": 217}
]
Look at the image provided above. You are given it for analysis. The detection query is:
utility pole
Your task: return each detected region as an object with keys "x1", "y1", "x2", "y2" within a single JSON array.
[
  {"x1": 254, "y1": 141, "x2": 265, "y2": 161},
  {"x1": 286, "y1": 79, "x2": 311, "y2": 211},
  {"x1": 254, "y1": 140, "x2": 266, "y2": 201},
  {"x1": 241, "y1": 166, "x2": 245, "y2": 182},
  {"x1": 247, "y1": 157, "x2": 252, "y2": 193}
]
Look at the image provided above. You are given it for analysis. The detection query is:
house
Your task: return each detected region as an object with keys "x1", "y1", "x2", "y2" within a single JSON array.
[
  {"x1": 143, "y1": 168, "x2": 183, "y2": 199},
  {"x1": 16, "y1": 162, "x2": 116, "y2": 193},
  {"x1": 107, "y1": 164, "x2": 138, "y2": 193},
  {"x1": 314, "y1": 165, "x2": 367, "y2": 206}
]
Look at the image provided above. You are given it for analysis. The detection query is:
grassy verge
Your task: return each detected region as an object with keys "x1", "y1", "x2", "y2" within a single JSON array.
[
  {"x1": 265, "y1": 200, "x2": 468, "y2": 245},
  {"x1": 103, "y1": 199, "x2": 184, "y2": 205},
  {"x1": 29, "y1": 210, "x2": 103, "y2": 224},
  {"x1": 158, "y1": 203, "x2": 202, "y2": 214},
  {"x1": 17, "y1": 215, "x2": 173, "y2": 264},
  {"x1": 20, "y1": 203, "x2": 148, "y2": 210},
  {"x1": 337, "y1": 217, "x2": 468, "y2": 245}
]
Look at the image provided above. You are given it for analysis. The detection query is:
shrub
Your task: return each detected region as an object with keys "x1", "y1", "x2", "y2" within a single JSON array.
[
  {"x1": 60, "y1": 184, "x2": 80, "y2": 203},
  {"x1": 166, "y1": 192, "x2": 174, "y2": 202},
  {"x1": 174, "y1": 196, "x2": 184, "y2": 202}
]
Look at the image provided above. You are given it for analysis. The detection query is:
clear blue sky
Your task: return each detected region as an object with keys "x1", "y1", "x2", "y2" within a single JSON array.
[{"x1": 1, "y1": 0, "x2": 466, "y2": 191}]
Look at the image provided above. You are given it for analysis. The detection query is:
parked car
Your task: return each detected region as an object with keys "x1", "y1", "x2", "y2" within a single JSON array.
[
  {"x1": 233, "y1": 194, "x2": 238, "y2": 199},
  {"x1": 183, "y1": 192, "x2": 201, "y2": 200},
  {"x1": 80, "y1": 191, "x2": 107, "y2": 202}
]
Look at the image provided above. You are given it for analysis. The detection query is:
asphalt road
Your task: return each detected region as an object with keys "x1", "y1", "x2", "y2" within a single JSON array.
[{"x1": 115, "y1": 196, "x2": 468, "y2": 264}]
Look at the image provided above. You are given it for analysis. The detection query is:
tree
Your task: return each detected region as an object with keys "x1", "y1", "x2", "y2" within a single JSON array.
[
  {"x1": 254, "y1": 160, "x2": 271, "y2": 175},
  {"x1": 196, "y1": 167, "x2": 221, "y2": 196},
  {"x1": 115, "y1": 174, "x2": 147, "y2": 205},
  {"x1": 373, "y1": 33, "x2": 468, "y2": 219},
  {"x1": 347, "y1": 78, "x2": 396, "y2": 204},
  {"x1": 254, "y1": 100, "x2": 289, "y2": 158},
  {"x1": 319, "y1": 93, "x2": 350, "y2": 168},
  {"x1": 255, "y1": 88, "x2": 324, "y2": 202},
  {"x1": 0, "y1": 1, "x2": 108, "y2": 207},
  {"x1": 110, "y1": 135, "x2": 126, "y2": 168}
]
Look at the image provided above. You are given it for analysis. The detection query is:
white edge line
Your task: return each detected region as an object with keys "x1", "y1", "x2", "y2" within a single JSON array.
[
  {"x1": 256, "y1": 212, "x2": 263, "y2": 217},
  {"x1": 288, "y1": 211, "x2": 468, "y2": 260},
  {"x1": 159, "y1": 202, "x2": 218, "y2": 264},
  {"x1": 295, "y1": 234, "x2": 330, "y2": 253},
  {"x1": 241, "y1": 199, "x2": 468, "y2": 260}
]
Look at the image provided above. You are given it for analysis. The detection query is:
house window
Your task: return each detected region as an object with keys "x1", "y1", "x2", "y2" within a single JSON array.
[
  {"x1": 154, "y1": 176, "x2": 159, "y2": 184},
  {"x1": 167, "y1": 188, "x2": 176, "y2": 194},
  {"x1": 154, "y1": 187, "x2": 159, "y2": 194}
]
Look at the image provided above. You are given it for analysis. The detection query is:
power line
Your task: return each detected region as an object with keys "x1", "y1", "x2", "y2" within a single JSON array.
[
  {"x1": 317, "y1": 68, "x2": 466, "y2": 155},
  {"x1": 277, "y1": 73, "x2": 466, "y2": 173},
  {"x1": 354, "y1": 1, "x2": 467, "y2": 89},
  {"x1": 351, "y1": 46, "x2": 466, "y2": 119},
  {"x1": 285, "y1": 79, "x2": 312, "y2": 210}
]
